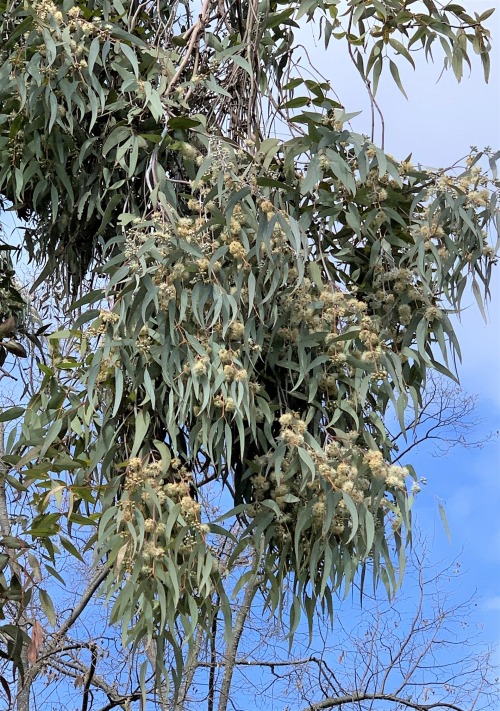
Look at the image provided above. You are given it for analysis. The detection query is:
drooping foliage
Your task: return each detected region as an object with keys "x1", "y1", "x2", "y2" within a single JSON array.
[{"x1": 0, "y1": 0, "x2": 498, "y2": 693}]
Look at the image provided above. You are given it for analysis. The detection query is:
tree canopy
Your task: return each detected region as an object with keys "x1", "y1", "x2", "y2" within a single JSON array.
[{"x1": 0, "y1": 0, "x2": 498, "y2": 699}]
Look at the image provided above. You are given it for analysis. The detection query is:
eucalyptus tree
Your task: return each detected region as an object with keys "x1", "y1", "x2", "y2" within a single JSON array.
[{"x1": 0, "y1": 0, "x2": 498, "y2": 704}]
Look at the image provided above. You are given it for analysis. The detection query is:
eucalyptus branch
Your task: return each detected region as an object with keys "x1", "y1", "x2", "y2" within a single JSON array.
[
  {"x1": 174, "y1": 626, "x2": 205, "y2": 711},
  {"x1": 0, "y1": 423, "x2": 11, "y2": 537},
  {"x1": 302, "y1": 693, "x2": 468, "y2": 711},
  {"x1": 346, "y1": 12, "x2": 385, "y2": 147},
  {"x1": 81, "y1": 644, "x2": 98, "y2": 711},
  {"x1": 29, "y1": 566, "x2": 108, "y2": 680},
  {"x1": 165, "y1": 0, "x2": 213, "y2": 97},
  {"x1": 217, "y1": 558, "x2": 259, "y2": 711}
]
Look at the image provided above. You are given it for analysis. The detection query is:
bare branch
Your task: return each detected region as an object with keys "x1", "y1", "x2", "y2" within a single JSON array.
[{"x1": 302, "y1": 692, "x2": 468, "y2": 711}]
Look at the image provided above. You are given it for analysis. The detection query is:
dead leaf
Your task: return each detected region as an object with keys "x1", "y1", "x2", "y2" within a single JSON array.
[
  {"x1": 4, "y1": 340, "x2": 27, "y2": 358},
  {"x1": 27, "y1": 620, "x2": 44, "y2": 665},
  {"x1": 0, "y1": 315, "x2": 16, "y2": 338}
]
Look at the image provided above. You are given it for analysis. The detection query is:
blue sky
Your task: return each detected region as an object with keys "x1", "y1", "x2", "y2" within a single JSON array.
[{"x1": 299, "y1": 0, "x2": 500, "y2": 666}]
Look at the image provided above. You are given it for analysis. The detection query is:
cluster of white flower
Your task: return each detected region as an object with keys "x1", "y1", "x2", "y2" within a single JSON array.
[
  {"x1": 248, "y1": 425, "x2": 411, "y2": 559},
  {"x1": 33, "y1": 1, "x2": 111, "y2": 37},
  {"x1": 118, "y1": 456, "x2": 204, "y2": 577},
  {"x1": 28, "y1": 1, "x2": 116, "y2": 79}
]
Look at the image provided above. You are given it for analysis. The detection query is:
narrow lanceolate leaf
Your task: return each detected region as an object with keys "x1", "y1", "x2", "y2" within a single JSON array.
[
  {"x1": 0, "y1": 407, "x2": 25, "y2": 422},
  {"x1": 438, "y1": 502, "x2": 452, "y2": 543},
  {"x1": 389, "y1": 59, "x2": 408, "y2": 98},
  {"x1": 39, "y1": 590, "x2": 56, "y2": 627}
]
